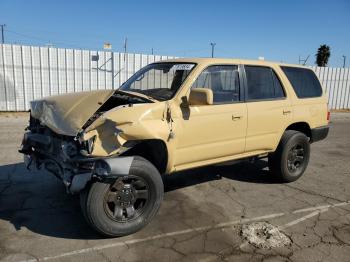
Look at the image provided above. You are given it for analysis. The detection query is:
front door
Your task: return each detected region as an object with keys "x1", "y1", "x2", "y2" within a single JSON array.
[{"x1": 174, "y1": 65, "x2": 247, "y2": 168}]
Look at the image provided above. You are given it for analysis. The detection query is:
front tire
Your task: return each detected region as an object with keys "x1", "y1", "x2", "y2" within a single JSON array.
[
  {"x1": 268, "y1": 130, "x2": 310, "y2": 182},
  {"x1": 80, "y1": 156, "x2": 164, "y2": 237}
]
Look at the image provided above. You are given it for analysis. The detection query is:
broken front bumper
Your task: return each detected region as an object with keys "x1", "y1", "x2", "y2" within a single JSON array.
[{"x1": 19, "y1": 132, "x2": 134, "y2": 194}]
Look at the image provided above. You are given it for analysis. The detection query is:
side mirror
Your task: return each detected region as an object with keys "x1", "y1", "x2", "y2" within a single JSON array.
[
  {"x1": 188, "y1": 88, "x2": 213, "y2": 106},
  {"x1": 180, "y1": 96, "x2": 189, "y2": 108}
]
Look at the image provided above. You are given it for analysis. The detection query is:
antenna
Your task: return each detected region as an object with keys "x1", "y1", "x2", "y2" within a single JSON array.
[{"x1": 299, "y1": 55, "x2": 310, "y2": 65}]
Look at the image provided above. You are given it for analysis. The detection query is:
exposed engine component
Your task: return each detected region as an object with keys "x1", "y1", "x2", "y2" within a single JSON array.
[
  {"x1": 19, "y1": 90, "x2": 154, "y2": 195},
  {"x1": 61, "y1": 141, "x2": 78, "y2": 159}
]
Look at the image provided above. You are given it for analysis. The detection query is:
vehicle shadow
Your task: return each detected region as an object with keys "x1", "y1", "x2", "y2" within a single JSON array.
[
  {"x1": 163, "y1": 159, "x2": 280, "y2": 192},
  {"x1": 0, "y1": 162, "x2": 103, "y2": 240},
  {"x1": 0, "y1": 159, "x2": 277, "y2": 240}
]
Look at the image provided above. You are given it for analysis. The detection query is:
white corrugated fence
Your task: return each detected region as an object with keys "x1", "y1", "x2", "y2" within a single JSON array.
[
  {"x1": 0, "y1": 44, "x2": 175, "y2": 111},
  {"x1": 311, "y1": 66, "x2": 350, "y2": 110},
  {"x1": 0, "y1": 44, "x2": 349, "y2": 111}
]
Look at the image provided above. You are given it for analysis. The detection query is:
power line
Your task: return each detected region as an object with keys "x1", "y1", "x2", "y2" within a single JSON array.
[
  {"x1": 3, "y1": 26, "x2": 212, "y2": 57},
  {"x1": 5, "y1": 29, "x2": 78, "y2": 47},
  {"x1": 7, "y1": 25, "x2": 108, "y2": 40},
  {"x1": 4, "y1": 28, "x2": 101, "y2": 50},
  {"x1": 4, "y1": 25, "x2": 113, "y2": 47}
]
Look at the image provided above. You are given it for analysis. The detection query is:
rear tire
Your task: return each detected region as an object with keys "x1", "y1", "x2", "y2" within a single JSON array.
[
  {"x1": 268, "y1": 130, "x2": 310, "y2": 182},
  {"x1": 80, "y1": 156, "x2": 164, "y2": 237}
]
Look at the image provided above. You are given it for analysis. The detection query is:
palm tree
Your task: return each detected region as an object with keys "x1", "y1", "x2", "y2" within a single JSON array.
[{"x1": 316, "y1": 45, "x2": 331, "y2": 67}]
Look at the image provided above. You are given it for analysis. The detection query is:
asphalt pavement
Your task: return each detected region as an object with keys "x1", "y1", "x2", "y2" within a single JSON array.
[{"x1": 0, "y1": 113, "x2": 349, "y2": 262}]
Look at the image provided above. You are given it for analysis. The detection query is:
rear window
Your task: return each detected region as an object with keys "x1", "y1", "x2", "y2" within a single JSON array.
[
  {"x1": 281, "y1": 67, "x2": 322, "y2": 98},
  {"x1": 245, "y1": 66, "x2": 285, "y2": 100}
]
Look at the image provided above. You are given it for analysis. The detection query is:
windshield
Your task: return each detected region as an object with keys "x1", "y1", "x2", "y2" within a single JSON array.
[{"x1": 119, "y1": 63, "x2": 196, "y2": 101}]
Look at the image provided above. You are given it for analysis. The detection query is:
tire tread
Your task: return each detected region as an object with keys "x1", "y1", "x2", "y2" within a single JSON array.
[
  {"x1": 80, "y1": 156, "x2": 164, "y2": 237},
  {"x1": 269, "y1": 130, "x2": 310, "y2": 182}
]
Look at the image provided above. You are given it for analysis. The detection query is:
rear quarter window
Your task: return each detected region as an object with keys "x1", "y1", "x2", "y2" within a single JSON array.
[{"x1": 281, "y1": 66, "x2": 322, "y2": 98}]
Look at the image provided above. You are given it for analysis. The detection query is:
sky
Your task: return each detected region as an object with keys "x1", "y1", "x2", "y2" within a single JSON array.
[{"x1": 0, "y1": 0, "x2": 349, "y2": 67}]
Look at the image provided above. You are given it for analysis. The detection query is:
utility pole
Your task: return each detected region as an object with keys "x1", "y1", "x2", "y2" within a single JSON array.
[
  {"x1": 210, "y1": 42, "x2": 216, "y2": 58},
  {"x1": 123, "y1": 37, "x2": 127, "y2": 54},
  {"x1": 0, "y1": 24, "x2": 5, "y2": 44},
  {"x1": 342, "y1": 55, "x2": 346, "y2": 68},
  {"x1": 123, "y1": 37, "x2": 127, "y2": 62},
  {"x1": 151, "y1": 48, "x2": 154, "y2": 55}
]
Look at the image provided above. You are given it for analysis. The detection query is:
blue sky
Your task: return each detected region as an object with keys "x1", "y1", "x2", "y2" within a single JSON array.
[{"x1": 1, "y1": 0, "x2": 349, "y2": 67}]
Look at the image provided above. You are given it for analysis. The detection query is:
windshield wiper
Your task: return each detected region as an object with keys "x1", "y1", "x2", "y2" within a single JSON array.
[{"x1": 118, "y1": 90, "x2": 158, "y2": 102}]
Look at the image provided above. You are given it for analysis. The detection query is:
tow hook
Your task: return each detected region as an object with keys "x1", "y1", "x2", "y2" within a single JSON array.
[{"x1": 23, "y1": 154, "x2": 33, "y2": 170}]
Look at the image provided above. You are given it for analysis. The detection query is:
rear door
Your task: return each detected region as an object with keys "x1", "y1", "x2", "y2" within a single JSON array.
[{"x1": 244, "y1": 65, "x2": 292, "y2": 152}]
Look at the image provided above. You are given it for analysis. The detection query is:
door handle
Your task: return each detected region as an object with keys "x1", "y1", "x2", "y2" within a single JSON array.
[
  {"x1": 232, "y1": 115, "x2": 242, "y2": 121},
  {"x1": 283, "y1": 110, "x2": 291, "y2": 115}
]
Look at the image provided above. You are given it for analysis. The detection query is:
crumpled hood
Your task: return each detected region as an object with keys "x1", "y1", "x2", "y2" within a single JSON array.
[{"x1": 30, "y1": 90, "x2": 114, "y2": 136}]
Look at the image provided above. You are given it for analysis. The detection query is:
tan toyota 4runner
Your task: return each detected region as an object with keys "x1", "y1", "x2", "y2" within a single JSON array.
[{"x1": 19, "y1": 58, "x2": 329, "y2": 237}]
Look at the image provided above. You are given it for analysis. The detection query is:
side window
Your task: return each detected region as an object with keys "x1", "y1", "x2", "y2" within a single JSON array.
[
  {"x1": 281, "y1": 66, "x2": 322, "y2": 98},
  {"x1": 191, "y1": 65, "x2": 240, "y2": 104},
  {"x1": 245, "y1": 66, "x2": 285, "y2": 100}
]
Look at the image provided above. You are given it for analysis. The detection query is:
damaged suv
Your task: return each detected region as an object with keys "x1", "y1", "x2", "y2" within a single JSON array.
[{"x1": 19, "y1": 58, "x2": 329, "y2": 237}]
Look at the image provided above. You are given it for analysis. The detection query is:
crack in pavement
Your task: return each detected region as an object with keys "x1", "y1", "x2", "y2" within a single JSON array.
[
  {"x1": 15, "y1": 201, "x2": 350, "y2": 262},
  {"x1": 283, "y1": 183, "x2": 347, "y2": 203}
]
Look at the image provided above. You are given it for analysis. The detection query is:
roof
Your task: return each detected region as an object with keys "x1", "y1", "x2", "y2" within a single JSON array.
[{"x1": 156, "y1": 57, "x2": 310, "y2": 69}]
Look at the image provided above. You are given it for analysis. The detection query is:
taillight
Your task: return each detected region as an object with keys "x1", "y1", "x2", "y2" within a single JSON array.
[{"x1": 327, "y1": 111, "x2": 330, "y2": 121}]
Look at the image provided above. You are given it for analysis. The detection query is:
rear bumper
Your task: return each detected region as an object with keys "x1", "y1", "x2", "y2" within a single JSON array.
[{"x1": 311, "y1": 125, "x2": 329, "y2": 143}]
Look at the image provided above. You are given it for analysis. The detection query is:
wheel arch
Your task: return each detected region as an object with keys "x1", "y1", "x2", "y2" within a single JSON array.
[
  {"x1": 285, "y1": 122, "x2": 312, "y2": 139},
  {"x1": 120, "y1": 139, "x2": 168, "y2": 175}
]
